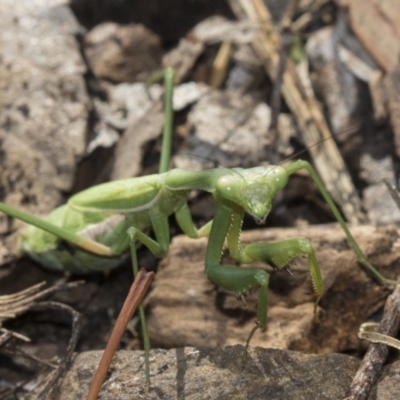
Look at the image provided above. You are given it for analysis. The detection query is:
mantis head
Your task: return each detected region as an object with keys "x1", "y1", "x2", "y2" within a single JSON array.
[{"x1": 216, "y1": 166, "x2": 289, "y2": 222}]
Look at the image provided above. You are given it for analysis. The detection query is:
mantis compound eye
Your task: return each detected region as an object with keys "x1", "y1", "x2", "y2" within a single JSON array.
[
  {"x1": 215, "y1": 175, "x2": 242, "y2": 203},
  {"x1": 266, "y1": 165, "x2": 289, "y2": 191}
]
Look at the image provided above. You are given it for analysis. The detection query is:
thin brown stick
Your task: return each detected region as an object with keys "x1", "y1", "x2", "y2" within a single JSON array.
[
  {"x1": 344, "y1": 283, "x2": 400, "y2": 400},
  {"x1": 86, "y1": 268, "x2": 154, "y2": 400}
]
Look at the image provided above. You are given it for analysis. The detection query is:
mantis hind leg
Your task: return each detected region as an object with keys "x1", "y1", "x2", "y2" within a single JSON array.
[
  {"x1": 126, "y1": 228, "x2": 152, "y2": 392},
  {"x1": 126, "y1": 213, "x2": 170, "y2": 391}
]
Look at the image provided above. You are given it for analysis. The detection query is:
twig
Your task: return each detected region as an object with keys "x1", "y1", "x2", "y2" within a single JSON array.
[
  {"x1": 32, "y1": 301, "x2": 82, "y2": 400},
  {"x1": 0, "y1": 281, "x2": 84, "y2": 399},
  {"x1": 0, "y1": 280, "x2": 83, "y2": 321},
  {"x1": 268, "y1": 0, "x2": 297, "y2": 165},
  {"x1": 384, "y1": 180, "x2": 400, "y2": 210},
  {"x1": 86, "y1": 268, "x2": 154, "y2": 400},
  {"x1": 228, "y1": 0, "x2": 365, "y2": 223},
  {"x1": 358, "y1": 322, "x2": 400, "y2": 351},
  {"x1": 344, "y1": 283, "x2": 400, "y2": 400}
]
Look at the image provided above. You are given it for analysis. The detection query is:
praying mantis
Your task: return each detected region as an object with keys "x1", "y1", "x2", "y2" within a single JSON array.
[{"x1": 0, "y1": 67, "x2": 395, "y2": 391}]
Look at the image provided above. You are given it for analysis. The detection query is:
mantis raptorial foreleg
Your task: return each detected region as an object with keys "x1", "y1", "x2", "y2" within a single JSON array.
[{"x1": 170, "y1": 171, "x2": 323, "y2": 348}]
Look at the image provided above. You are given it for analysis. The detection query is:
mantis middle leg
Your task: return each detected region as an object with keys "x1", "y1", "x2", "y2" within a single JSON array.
[{"x1": 126, "y1": 211, "x2": 171, "y2": 390}]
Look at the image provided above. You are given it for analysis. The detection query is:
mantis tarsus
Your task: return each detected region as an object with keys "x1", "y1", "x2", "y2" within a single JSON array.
[{"x1": 0, "y1": 67, "x2": 395, "y2": 391}]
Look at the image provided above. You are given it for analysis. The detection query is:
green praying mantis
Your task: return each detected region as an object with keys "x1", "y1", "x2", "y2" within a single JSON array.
[{"x1": 0, "y1": 67, "x2": 395, "y2": 390}]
